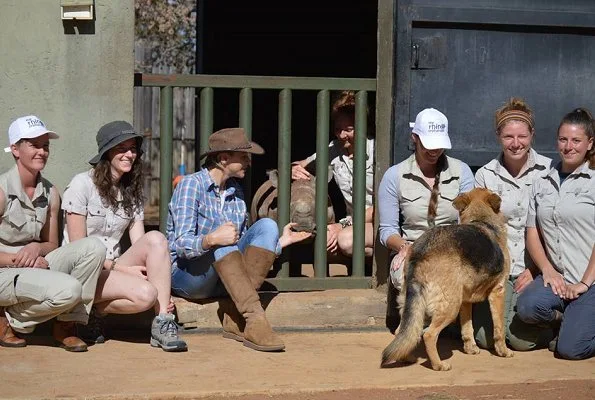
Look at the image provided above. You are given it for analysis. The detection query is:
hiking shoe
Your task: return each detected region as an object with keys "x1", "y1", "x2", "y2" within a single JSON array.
[
  {"x1": 77, "y1": 307, "x2": 106, "y2": 344},
  {"x1": 150, "y1": 314, "x2": 188, "y2": 352}
]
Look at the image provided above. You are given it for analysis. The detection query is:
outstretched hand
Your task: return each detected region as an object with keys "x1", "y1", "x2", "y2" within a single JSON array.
[{"x1": 279, "y1": 223, "x2": 312, "y2": 248}]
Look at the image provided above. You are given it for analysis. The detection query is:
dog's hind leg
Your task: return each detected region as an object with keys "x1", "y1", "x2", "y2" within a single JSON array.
[
  {"x1": 460, "y1": 302, "x2": 480, "y2": 355},
  {"x1": 423, "y1": 302, "x2": 460, "y2": 371},
  {"x1": 487, "y1": 282, "x2": 514, "y2": 358}
]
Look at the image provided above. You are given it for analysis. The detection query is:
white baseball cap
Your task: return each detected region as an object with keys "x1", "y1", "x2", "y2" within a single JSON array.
[
  {"x1": 411, "y1": 108, "x2": 452, "y2": 150},
  {"x1": 4, "y1": 115, "x2": 59, "y2": 153}
]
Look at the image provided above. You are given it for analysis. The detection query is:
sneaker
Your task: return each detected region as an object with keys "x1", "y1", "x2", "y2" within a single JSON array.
[
  {"x1": 77, "y1": 307, "x2": 106, "y2": 344},
  {"x1": 150, "y1": 314, "x2": 188, "y2": 352}
]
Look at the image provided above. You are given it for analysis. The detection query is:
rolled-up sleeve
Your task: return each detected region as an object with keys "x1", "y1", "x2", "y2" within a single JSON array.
[
  {"x1": 460, "y1": 162, "x2": 475, "y2": 193},
  {"x1": 169, "y1": 176, "x2": 207, "y2": 259},
  {"x1": 526, "y1": 183, "x2": 538, "y2": 228},
  {"x1": 378, "y1": 165, "x2": 402, "y2": 247},
  {"x1": 62, "y1": 173, "x2": 90, "y2": 215}
]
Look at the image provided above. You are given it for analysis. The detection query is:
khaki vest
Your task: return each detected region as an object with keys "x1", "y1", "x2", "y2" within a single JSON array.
[{"x1": 398, "y1": 154, "x2": 462, "y2": 241}]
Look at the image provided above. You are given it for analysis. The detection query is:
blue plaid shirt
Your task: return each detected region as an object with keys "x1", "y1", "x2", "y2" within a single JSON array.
[{"x1": 167, "y1": 168, "x2": 249, "y2": 265}]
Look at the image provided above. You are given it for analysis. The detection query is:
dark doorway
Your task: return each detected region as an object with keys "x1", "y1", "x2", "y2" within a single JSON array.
[{"x1": 196, "y1": 1, "x2": 378, "y2": 201}]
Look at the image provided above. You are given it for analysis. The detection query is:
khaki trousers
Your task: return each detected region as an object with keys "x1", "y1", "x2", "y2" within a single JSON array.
[{"x1": 0, "y1": 237, "x2": 105, "y2": 333}]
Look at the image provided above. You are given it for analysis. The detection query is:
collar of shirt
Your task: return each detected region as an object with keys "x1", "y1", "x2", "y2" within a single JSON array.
[
  {"x1": 484, "y1": 148, "x2": 549, "y2": 186},
  {"x1": 6, "y1": 165, "x2": 48, "y2": 208},
  {"x1": 544, "y1": 161, "x2": 592, "y2": 190}
]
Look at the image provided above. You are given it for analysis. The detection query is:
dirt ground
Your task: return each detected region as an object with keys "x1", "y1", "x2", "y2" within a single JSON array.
[{"x1": 1, "y1": 330, "x2": 593, "y2": 399}]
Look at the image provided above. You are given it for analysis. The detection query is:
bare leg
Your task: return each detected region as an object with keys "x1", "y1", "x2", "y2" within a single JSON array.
[
  {"x1": 337, "y1": 222, "x2": 374, "y2": 257},
  {"x1": 460, "y1": 302, "x2": 480, "y2": 355},
  {"x1": 115, "y1": 231, "x2": 172, "y2": 315},
  {"x1": 93, "y1": 270, "x2": 157, "y2": 314},
  {"x1": 488, "y1": 281, "x2": 514, "y2": 358}
]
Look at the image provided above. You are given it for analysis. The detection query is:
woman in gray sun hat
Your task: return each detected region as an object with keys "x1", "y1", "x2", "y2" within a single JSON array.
[{"x1": 61, "y1": 120, "x2": 187, "y2": 352}]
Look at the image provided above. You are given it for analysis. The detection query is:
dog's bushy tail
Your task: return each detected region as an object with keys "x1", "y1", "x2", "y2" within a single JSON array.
[{"x1": 381, "y1": 280, "x2": 426, "y2": 367}]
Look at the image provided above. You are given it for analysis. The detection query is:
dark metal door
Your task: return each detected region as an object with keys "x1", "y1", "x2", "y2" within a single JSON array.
[{"x1": 394, "y1": 0, "x2": 595, "y2": 168}]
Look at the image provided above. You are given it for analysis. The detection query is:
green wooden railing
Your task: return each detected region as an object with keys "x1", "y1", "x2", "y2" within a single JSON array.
[{"x1": 134, "y1": 73, "x2": 376, "y2": 291}]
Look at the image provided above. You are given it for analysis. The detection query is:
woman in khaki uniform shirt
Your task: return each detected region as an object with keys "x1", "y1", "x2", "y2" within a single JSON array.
[
  {"x1": 516, "y1": 108, "x2": 595, "y2": 360},
  {"x1": 473, "y1": 98, "x2": 553, "y2": 351}
]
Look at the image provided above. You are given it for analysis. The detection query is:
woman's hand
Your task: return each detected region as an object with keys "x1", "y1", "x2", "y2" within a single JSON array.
[
  {"x1": 14, "y1": 242, "x2": 43, "y2": 268},
  {"x1": 167, "y1": 297, "x2": 176, "y2": 314},
  {"x1": 32, "y1": 256, "x2": 49, "y2": 269},
  {"x1": 291, "y1": 163, "x2": 311, "y2": 180},
  {"x1": 514, "y1": 268, "x2": 535, "y2": 294},
  {"x1": 563, "y1": 282, "x2": 589, "y2": 300},
  {"x1": 542, "y1": 266, "x2": 566, "y2": 298},
  {"x1": 279, "y1": 223, "x2": 312, "y2": 248},
  {"x1": 326, "y1": 223, "x2": 342, "y2": 253}
]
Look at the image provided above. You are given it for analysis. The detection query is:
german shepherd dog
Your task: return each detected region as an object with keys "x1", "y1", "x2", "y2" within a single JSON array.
[{"x1": 381, "y1": 188, "x2": 514, "y2": 371}]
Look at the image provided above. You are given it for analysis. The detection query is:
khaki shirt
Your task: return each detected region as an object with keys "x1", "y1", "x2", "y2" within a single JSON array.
[
  {"x1": 475, "y1": 149, "x2": 551, "y2": 276},
  {"x1": 0, "y1": 165, "x2": 53, "y2": 254},
  {"x1": 62, "y1": 170, "x2": 143, "y2": 259},
  {"x1": 527, "y1": 162, "x2": 595, "y2": 285},
  {"x1": 304, "y1": 137, "x2": 374, "y2": 215},
  {"x1": 378, "y1": 154, "x2": 475, "y2": 245}
]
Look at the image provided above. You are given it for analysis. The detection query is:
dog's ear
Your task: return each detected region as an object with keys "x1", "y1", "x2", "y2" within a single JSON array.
[
  {"x1": 452, "y1": 193, "x2": 470, "y2": 212},
  {"x1": 486, "y1": 192, "x2": 502, "y2": 214}
]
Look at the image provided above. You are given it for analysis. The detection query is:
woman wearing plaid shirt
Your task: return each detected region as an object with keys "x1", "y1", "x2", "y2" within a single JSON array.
[{"x1": 167, "y1": 128, "x2": 310, "y2": 352}]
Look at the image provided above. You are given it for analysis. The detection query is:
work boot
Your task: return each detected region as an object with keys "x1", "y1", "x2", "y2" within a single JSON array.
[
  {"x1": 53, "y1": 321, "x2": 87, "y2": 352},
  {"x1": 77, "y1": 306, "x2": 106, "y2": 344},
  {"x1": 150, "y1": 313, "x2": 188, "y2": 352},
  {"x1": 243, "y1": 246, "x2": 276, "y2": 289},
  {"x1": 0, "y1": 308, "x2": 26, "y2": 348},
  {"x1": 213, "y1": 251, "x2": 285, "y2": 352},
  {"x1": 217, "y1": 298, "x2": 245, "y2": 342}
]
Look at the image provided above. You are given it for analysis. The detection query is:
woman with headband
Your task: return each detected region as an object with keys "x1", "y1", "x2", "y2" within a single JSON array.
[{"x1": 473, "y1": 98, "x2": 553, "y2": 352}]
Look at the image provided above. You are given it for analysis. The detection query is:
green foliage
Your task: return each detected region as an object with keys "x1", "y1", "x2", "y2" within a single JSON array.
[{"x1": 135, "y1": 0, "x2": 196, "y2": 73}]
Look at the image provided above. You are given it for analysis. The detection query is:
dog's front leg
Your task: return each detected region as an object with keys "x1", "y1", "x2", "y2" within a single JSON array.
[
  {"x1": 487, "y1": 282, "x2": 514, "y2": 358},
  {"x1": 459, "y1": 302, "x2": 480, "y2": 355}
]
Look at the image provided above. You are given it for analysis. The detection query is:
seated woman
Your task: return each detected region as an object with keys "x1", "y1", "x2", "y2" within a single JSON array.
[
  {"x1": 516, "y1": 108, "x2": 595, "y2": 360},
  {"x1": 167, "y1": 127, "x2": 310, "y2": 352},
  {"x1": 0, "y1": 115, "x2": 105, "y2": 352},
  {"x1": 62, "y1": 121, "x2": 187, "y2": 352},
  {"x1": 291, "y1": 91, "x2": 374, "y2": 258},
  {"x1": 378, "y1": 108, "x2": 474, "y2": 329},
  {"x1": 473, "y1": 97, "x2": 553, "y2": 351}
]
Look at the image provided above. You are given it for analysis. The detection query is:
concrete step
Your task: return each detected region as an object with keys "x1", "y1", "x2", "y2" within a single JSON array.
[{"x1": 174, "y1": 288, "x2": 389, "y2": 331}]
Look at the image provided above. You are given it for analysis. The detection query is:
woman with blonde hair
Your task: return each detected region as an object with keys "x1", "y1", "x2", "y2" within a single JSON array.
[{"x1": 473, "y1": 97, "x2": 553, "y2": 351}]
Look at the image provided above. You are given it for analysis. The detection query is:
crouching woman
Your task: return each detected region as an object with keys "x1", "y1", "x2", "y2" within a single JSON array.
[{"x1": 0, "y1": 115, "x2": 105, "y2": 352}]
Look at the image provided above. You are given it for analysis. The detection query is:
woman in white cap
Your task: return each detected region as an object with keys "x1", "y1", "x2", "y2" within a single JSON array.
[
  {"x1": 167, "y1": 127, "x2": 310, "y2": 352},
  {"x1": 378, "y1": 108, "x2": 474, "y2": 329},
  {"x1": 0, "y1": 115, "x2": 105, "y2": 352},
  {"x1": 473, "y1": 98, "x2": 553, "y2": 352},
  {"x1": 62, "y1": 121, "x2": 187, "y2": 352}
]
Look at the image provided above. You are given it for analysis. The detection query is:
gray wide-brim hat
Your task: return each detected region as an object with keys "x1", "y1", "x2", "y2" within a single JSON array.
[
  {"x1": 89, "y1": 121, "x2": 144, "y2": 165},
  {"x1": 199, "y1": 127, "x2": 264, "y2": 159}
]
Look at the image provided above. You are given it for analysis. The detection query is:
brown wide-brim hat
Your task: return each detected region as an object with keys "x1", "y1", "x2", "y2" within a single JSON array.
[{"x1": 199, "y1": 127, "x2": 264, "y2": 159}]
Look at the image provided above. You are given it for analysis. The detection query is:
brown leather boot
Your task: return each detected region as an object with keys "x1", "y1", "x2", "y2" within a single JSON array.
[
  {"x1": 244, "y1": 246, "x2": 276, "y2": 289},
  {"x1": 53, "y1": 321, "x2": 88, "y2": 352},
  {"x1": 217, "y1": 246, "x2": 276, "y2": 342},
  {"x1": 0, "y1": 308, "x2": 26, "y2": 348},
  {"x1": 213, "y1": 251, "x2": 284, "y2": 352},
  {"x1": 217, "y1": 298, "x2": 245, "y2": 342}
]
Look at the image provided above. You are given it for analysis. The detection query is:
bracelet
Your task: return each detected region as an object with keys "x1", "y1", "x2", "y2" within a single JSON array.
[
  {"x1": 580, "y1": 280, "x2": 590, "y2": 290},
  {"x1": 339, "y1": 217, "x2": 353, "y2": 229}
]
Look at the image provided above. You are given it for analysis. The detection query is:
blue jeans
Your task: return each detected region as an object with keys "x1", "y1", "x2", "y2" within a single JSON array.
[
  {"x1": 517, "y1": 275, "x2": 595, "y2": 360},
  {"x1": 171, "y1": 218, "x2": 280, "y2": 300}
]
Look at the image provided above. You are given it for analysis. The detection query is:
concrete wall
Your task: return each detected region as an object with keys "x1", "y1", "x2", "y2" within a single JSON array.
[{"x1": 0, "y1": 0, "x2": 134, "y2": 191}]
